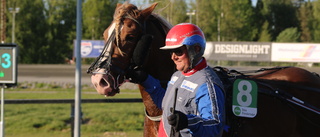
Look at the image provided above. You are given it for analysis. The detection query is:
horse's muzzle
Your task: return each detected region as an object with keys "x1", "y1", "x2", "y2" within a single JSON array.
[{"x1": 91, "y1": 69, "x2": 121, "y2": 97}]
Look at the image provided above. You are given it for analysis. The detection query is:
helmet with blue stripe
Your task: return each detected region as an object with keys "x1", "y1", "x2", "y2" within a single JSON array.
[{"x1": 161, "y1": 23, "x2": 206, "y2": 67}]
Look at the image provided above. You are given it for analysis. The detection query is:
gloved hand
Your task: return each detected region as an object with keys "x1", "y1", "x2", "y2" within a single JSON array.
[
  {"x1": 125, "y1": 66, "x2": 148, "y2": 84},
  {"x1": 132, "y1": 34, "x2": 153, "y2": 67},
  {"x1": 167, "y1": 111, "x2": 188, "y2": 131}
]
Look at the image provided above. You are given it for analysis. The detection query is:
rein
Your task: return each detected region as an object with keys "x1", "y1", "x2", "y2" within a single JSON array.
[
  {"x1": 227, "y1": 66, "x2": 291, "y2": 76},
  {"x1": 255, "y1": 81, "x2": 320, "y2": 127}
]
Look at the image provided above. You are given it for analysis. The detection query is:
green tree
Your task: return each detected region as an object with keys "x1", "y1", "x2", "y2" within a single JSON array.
[
  {"x1": 194, "y1": 0, "x2": 219, "y2": 41},
  {"x1": 194, "y1": 0, "x2": 257, "y2": 41},
  {"x1": 154, "y1": 0, "x2": 188, "y2": 25},
  {"x1": 7, "y1": 0, "x2": 49, "y2": 63},
  {"x1": 312, "y1": 0, "x2": 320, "y2": 42},
  {"x1": 6, "y1": 0, "x2": 77, "y2": 64},
  {"x1": 258, "y1": 21, "x2": 272, "y2": 41},
  {"x1": 82, "y1": 0, "x2": 115, "y2": 40},
  {"x1": 222, "y1": 0, "x2": 257, "y2": 41},
  {"x1": 252, "y1": 0, "x2": 267, "y2": 41},
  {"x1": 45, "y1": 0, "x2": 77, "y2": 63},
  {"x1": 298, "y1": 0, "x2": 313, "y2": 42},
  {"x1": 276, "y1": 27, "x2": 300, "y2": 42},
  {"x1": 262, "y1": 0, "x2": 300, "y2": 41},
  {"x1": 4, "y1": 0, "x2": 320, "y2": 64}
]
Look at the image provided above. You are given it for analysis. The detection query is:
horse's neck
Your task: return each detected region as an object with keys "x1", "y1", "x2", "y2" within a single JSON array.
[
  {"x1": 139, "y1": 15, "x2": 174, "y2": 117},
  {"x1": 150, "y1": 14, "x2": 172, "y2": 32},
  {"x1": 143, "y1": 16, "x2": 174, "y2": 88}
]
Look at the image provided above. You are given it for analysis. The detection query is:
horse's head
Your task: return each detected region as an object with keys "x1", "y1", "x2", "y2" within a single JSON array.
[{"x1": 87, "y1": 3, "x2": 158, "y2": 96}]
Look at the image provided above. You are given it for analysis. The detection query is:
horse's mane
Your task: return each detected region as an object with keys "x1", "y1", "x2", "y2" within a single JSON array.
[
  {"x1": 114, "y1": 2, "x2": 172, "y2": 41},
  {"x1": 150, "y1": 13, "x2": 172, "y2": 34}
]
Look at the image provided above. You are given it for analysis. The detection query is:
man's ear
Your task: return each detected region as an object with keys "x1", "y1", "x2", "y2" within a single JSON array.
[{"x1": 194, "y1": 44, "x2": 201, "y2": 53}]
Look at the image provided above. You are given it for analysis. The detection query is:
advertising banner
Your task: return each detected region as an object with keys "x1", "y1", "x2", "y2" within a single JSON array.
[
  {"x1": 204, "y1": 42, "x2": 272, "y2": 61},
  {"x1": 73, "y1": 40, "x2": 104, "y2": 58},
  {"x1": 272, "y1": 43, "x2": 320, "y2": 62}
]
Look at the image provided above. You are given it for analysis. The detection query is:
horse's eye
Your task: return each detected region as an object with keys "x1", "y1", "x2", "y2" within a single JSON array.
[{"x1": 125, "y1": 34, "x2": 135, "y2": 41}]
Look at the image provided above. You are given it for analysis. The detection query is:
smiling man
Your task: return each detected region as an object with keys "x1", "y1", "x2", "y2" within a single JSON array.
[{"x1": 126, "y1": 23, "x2": 226, "y2": 137}]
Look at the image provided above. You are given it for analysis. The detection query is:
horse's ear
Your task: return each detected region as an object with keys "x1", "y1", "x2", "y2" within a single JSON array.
[
  {"x1": 114, "y1": 3, "x2": 123, "y2": 17},
  {"x1": 140, "y1": 3, "x2": 158, "y2": 21},
  {"x1": 117, "y1": 3, "x2": 122, "y2": 8}
]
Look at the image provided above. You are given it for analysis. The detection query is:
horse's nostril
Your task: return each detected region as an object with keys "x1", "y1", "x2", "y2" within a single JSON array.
[
  {"x1": 94, "y1": 83, "x2": 98, "y2": 88},
  {"x1": 100, "y1": 78, "x2": 109, "y2": 87}
]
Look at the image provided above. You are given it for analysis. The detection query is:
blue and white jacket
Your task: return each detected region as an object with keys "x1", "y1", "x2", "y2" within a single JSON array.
[{"x1": 142, "y1": 58, "x2": 225, "y2": 137}]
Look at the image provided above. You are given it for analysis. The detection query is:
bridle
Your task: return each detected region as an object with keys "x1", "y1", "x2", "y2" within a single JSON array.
[{"x1": 87, "y1": 14, "x2": 145, "y2": 90}]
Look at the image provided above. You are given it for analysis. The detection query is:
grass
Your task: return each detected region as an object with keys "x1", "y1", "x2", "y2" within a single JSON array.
[{"x1": 1, "y1": 86, "x2": 145, "y2": 137}]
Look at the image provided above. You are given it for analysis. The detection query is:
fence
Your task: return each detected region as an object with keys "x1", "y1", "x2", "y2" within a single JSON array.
[{"x1": 1, "y1": 98, "x2": 143, "y2": 137}]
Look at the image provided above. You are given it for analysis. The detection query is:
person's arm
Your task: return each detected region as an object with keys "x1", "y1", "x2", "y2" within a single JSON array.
[
  {"x1": 125, "y1": 65, "x2": 166, "y2": 109},
  {"x1": 140, "y1": 75, "x2": 166, "y2": 109},
  {"x1": 187, "y1": 83, "x2": 225, "y2": 137}
]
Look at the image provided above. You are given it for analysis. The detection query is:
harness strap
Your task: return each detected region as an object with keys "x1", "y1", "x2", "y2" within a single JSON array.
[
  {"x1": 256, "y1": 81, "x2": 320, "y2": 115},
  {"x1": 258, "y1": 86, "x2": 320, "y2": 127},
  {"x1": 87, "y1": 28, "x2": 116, "y2": 74},
  {"x1": 124, "y1": 14, "x2": 144, "y2": 29},
  {"x1": 144, "y1": 108, "x2": 161, "y2": 122},
  {"x1": 277, "y1": 89, "x2": 320, "y2": 115}
]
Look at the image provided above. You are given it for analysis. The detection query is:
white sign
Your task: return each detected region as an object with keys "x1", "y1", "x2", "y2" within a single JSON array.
[{"x1": 272, "y1": 43, "x2": 320, "y2": 62}]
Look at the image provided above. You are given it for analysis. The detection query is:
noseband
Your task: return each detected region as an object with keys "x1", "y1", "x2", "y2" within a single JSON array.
[{"x1": 87, "y1": 14, "x2": 145, "y2": 90}]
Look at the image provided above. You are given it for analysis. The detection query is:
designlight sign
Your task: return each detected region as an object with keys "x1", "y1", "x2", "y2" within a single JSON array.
[
  {"x1": 205, "y1": 42, "x2": 272, "y2": 61},
  {"x1": 0, "y1": 44, "x2": 17, "y2": 84}
]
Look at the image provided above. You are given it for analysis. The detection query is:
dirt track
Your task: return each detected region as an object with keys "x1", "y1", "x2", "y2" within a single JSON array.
[
  {"x1": 17, "y1": 64, "x2": 137, "y2": 89},
  {"x1": 18, "y1": 64, "x2": 92, "y2": 85},
  {"x1": 17, "y1": 64, "x2": 319, "y2": 88}
]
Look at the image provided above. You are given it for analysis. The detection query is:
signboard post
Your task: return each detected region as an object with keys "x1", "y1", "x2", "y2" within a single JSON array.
[{"x1": 0, "y1": 44, "x2": 17, "y2": 137}]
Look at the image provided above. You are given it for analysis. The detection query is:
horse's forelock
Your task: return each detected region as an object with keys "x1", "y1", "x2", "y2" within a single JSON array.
[
  {"x1": 114, "y1": 3, "x2": 140, "y2": 21},
  {"x1": 110, "y1": 2, "x2": 171, "y2": 57}
]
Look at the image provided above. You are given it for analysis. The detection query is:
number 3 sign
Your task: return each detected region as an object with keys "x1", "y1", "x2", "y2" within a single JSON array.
[
  {"x1": 232, "y1": 79, "x2": 258, "y2": 118},
  {"x1": 0, "y1": 44, "x2": 17, "y2": 84}
]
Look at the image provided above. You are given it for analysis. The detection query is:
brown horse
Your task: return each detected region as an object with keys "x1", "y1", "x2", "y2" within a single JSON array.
[
  {"x1": 87, "y1": 2, "x2": 174, "y2": 137},
  {"x1": 215, "y1": 66, "x2": 320, "y2": 137}
]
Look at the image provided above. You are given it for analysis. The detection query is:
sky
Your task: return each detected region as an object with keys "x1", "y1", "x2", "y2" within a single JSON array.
[{"x1": 252, "y1": 0, "x2": 258, "y2": 6}]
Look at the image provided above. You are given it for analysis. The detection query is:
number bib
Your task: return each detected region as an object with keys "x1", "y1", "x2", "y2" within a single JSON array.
[{"x1": 232, "y1": 79, "x2": 258, "y2": 118}]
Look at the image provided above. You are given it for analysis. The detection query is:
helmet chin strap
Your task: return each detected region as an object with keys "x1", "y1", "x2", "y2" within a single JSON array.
[{"x1": 186, "y1": 44, "x2": 202, "y2": 69}]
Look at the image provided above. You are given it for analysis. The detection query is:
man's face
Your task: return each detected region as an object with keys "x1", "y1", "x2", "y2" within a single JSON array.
[{"x1": 170, "y1": 46, "x2": 190, "y2": 72}]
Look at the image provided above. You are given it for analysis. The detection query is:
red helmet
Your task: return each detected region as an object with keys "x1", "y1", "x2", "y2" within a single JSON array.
[
  {"x1": 161, "y1": 23, "x2": 206, "y2": 52},
  {"x1": 161, "y1": 23, "x2": 206, "y2": 68}
]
